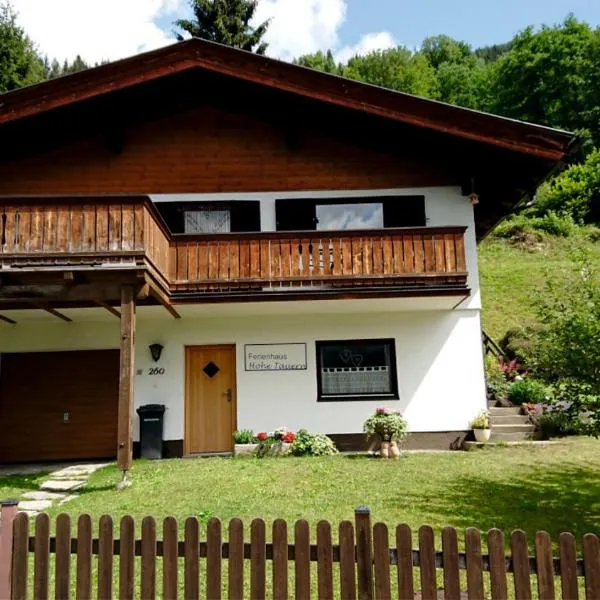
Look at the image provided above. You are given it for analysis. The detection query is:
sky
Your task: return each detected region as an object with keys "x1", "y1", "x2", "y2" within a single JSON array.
[{"x1": 10, "y1": 0, "x2": 600, "y2": 66}]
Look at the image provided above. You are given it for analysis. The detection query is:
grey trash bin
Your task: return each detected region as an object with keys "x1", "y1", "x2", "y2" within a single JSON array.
[{"x1": 136, "y1": 404, "x2": 166, "y2": 459}]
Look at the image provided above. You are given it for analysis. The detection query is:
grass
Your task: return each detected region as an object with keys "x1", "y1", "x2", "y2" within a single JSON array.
[
  {"x1": 22, "y1": 437, "x2": 599, "y2": 547},
  {"x1": 0, "y1": 472, "x2": 47, "y2": 501},
  {"x1": 478, "y1": 228, "x2": 600, "y2": 340}
]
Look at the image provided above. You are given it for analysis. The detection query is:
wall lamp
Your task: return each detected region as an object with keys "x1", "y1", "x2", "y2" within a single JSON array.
[{"x1": 149, "y1": 343, "x2": 164, "y2": 362}]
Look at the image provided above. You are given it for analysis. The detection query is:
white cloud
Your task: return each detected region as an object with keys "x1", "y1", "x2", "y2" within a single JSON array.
[
  {"x1": 11, "y1": 0, "x2": 396, "y2": 67},
  {"x1": 334, "y1": 31, "x2": 396, "y2": 64},
  {"x1": 254, "y1": 0, "x2": 346, "y2": 61},
  {"x1": 11, "y1": 0, "x2": 185, "y2": 64}
]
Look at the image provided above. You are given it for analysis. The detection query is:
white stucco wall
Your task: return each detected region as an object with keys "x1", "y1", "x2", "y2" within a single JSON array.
[{"x1": 0, "y1": 307, "x2": 486, "y2": 441}]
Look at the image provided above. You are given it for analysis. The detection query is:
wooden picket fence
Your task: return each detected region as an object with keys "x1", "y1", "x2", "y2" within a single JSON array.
[{"x1": 2, "y1": 501, "x2": 600, "y2": 599}]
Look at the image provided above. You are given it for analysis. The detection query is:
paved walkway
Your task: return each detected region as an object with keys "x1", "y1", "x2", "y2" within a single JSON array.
[{"x1": 2, "y1": 462, "x2": 110, "y2": 517}]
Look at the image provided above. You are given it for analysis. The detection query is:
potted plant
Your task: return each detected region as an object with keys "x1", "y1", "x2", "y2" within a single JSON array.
[
  {"x1": 470, "y1": 410, "x2": 491, "y2": 442},
  {"x1": 363, "y1": 407, "x2": 408, "y2": 458},
  {"x1": 233, "y1": 429, "x2": 258, "y2": 456}
]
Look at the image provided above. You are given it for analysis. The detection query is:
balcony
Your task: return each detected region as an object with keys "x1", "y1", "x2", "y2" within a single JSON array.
[{"x1": 0, "y1": 197, "x2": 468, "y2": 309}]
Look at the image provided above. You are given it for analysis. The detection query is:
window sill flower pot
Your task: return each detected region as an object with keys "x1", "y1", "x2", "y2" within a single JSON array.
[{"x1": 473, "y1": 428, "x2": 491, "y2": 443}]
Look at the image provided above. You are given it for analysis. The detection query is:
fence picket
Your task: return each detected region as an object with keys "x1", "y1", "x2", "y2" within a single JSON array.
[
  {"x1": 418, "y1": 525, "x2": 437, "y2": 600},
  {"x1": 34, "y1": 513, "x2": 50, "y2": 600},
  {"x1": 317, "y1": 520, "x2": 334, "y2": 600},
  {"x1": 228, "y1": 519, "x2": 244, "y2": 600},
  {"x1": 536, "y1": 531, "x2": 556, "y2": 600},
  {"x1": 510, "y1": 530, "x2": 532, "y2": 600},
  {"x1": 141, "y1": 517, "x2": 157, "y2": 600},
  {"x1": 97, "y1": 515, "x2": 113, "y2": 600},
  {"x1": 162, "y1": 517, "x2": 178, "y2": 600},
  {"x1": 559, "y1": 532, "x2": 578, "y2": 600},
  {"x1": 583, "y1": 533, "x2": 600, "y2": 600},
  {"x1": 119, "y1": 516, "x2": 135, "y2": 600},
  {"x1": 183, "y1": 517, "x2": 199, "y2": 600},
  {"x1": 10, "y1": 513, "x2": 28, "y2": 600},
  {"x1": 273, "y1": 519, "x2": 289, "y2": 600},
  {"x1": 251, "y1": 518, "x2": 266, "y2": 600},
  {"x1": 488, "y1": 529, "x2": 508, "y2": 600},
  {"x1": 75, "y1": 515, "x2": 92, "y2": 600},
  {"x1": 373, "y1": 523, "x2": 391, "y2": 600},
  {"x1": 355, "y1": 507, "x2": 374, "y2": 600},
  {"x1": 442, "y1": 526, "x2": 460, "y2": 600},
  {"x1": 207, "y1": 517, "x2": 222, "y2": 600},
  {"x1": 396, "y1": 524, "x2": 414, "y2": 600},
  {"x1": 55, "y1": 514, "x2": 71, "y2": 600},
  {"x1": 295, "y1": 520, "x2": 311, "y2": 600},
  {"x1": 465, "y1": 528, "x2": 484, "y2": 600},
  {"x1": 339, "y1": 521, "x2": 356, "y2": 600}
]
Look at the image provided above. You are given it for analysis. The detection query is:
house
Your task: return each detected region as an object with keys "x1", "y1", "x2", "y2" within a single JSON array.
[{"x1": 0, "y1": 39, "x2": 576, "y2": 470}]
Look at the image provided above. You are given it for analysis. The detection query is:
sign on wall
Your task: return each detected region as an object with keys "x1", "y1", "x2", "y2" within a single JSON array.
[{"x1": 244, "y1": 343, "x2": 307, "y2": 372}]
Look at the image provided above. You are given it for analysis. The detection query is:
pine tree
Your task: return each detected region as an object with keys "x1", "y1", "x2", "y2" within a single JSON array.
[
  {"x1": 0, "y1": 1, "x2": 44, "y2": 92},
  {"x1": 175, "y1": 0, "x2": 269, "y2": 55}
]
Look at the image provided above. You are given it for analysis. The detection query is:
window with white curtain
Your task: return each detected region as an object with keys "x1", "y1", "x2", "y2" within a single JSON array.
[{"x1": 184, "y1": 208, "x2": 231, "y2": 233}]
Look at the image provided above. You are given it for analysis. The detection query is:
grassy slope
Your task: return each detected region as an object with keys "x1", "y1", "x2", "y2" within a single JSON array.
[{"x1": 479, "y1": 230, "x2": 600, "y2": 340}]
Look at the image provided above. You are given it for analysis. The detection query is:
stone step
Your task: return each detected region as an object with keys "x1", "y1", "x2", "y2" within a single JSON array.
[
  {"x1": 21, "y1": 491, "x2": 66, "y2": 501},
  {"x1": 489, "y1": 414, "x2": 531, "y2": 425},
  {"x1": 492, "y1": 424, "x2": 535, "y2": 434},
  {"x1": 18, "y1": 499, "x2": 52, "y2": 512},
  {"x1": 488, "y1": 406, "x2": 521, "y2": 416},
  {"x1": 40, "y1": 479, "x2": 85, "y2": 492},
  {"x1": 490, "y1": 431, "x2": 535, "y2": 442}
]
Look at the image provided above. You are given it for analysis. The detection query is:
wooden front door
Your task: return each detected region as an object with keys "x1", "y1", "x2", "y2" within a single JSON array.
[{"x1": 185, "y1": 345, "x2": 236, "y2": 454}]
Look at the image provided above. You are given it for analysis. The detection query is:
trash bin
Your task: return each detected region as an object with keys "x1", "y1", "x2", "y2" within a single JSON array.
[{"x1": 137, "y1": 404, "x2": 166, "y2": 459}]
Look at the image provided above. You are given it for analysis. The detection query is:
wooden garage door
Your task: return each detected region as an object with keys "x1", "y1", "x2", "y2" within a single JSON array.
[{"x1": 0, "y1": 350, "x2": 119, "y2": 463}]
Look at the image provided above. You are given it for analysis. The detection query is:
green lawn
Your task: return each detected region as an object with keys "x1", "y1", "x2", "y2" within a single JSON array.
[
  {"x1": 0, "y1": 472, "x2": 47, "y2": 501},
  {"x1": 8, "y1": 437, "x2": 595, "y2": 547},
  {"x1": 479, "y1": 231, "x2": 600, "y2": 340}
]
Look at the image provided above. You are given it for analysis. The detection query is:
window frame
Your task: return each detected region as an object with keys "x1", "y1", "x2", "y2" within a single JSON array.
[{"x1": 315, "y1": 338, "x2": 399, "y2": 402}]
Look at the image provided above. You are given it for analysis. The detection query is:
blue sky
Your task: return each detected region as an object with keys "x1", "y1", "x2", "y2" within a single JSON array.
[
  {"x1": 12, "y1": 0, "x2": 600, "y2": 65},
  {"x1": 337, "y1": 0, "x2": 599, "y2": 50}
]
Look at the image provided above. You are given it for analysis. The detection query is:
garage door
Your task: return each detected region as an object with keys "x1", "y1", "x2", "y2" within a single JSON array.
[{"x1": 0, "y1": 350, "x2": 119, "y2": 463}]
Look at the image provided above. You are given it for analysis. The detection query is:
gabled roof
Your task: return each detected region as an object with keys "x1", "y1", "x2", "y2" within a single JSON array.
[{"x1": 0, "y1": 38, "x2": 575, "y2": 162}]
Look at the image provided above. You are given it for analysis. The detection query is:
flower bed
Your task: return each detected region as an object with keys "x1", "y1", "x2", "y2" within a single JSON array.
[{"x1": 233, "y1": 427, "x2": 338, "y2": 457}]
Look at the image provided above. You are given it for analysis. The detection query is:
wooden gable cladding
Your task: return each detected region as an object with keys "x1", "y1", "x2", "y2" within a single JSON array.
[{"x1": 0, "y1": 102, "x2": 457, "y2": 197}]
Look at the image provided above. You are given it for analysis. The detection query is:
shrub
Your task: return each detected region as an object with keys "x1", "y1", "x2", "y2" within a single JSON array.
[
  {"x1": 484, "y1": 355, "x2": 509, "y2": 401},
  {"x1": 492, "y1": 212, "x2": 578, "y2": 242},
  {"x1": 233, "y1": 429, "x2": 255, "y2": 444},
  {"x1": 363, "y1": 408, "x2": 408, "y2": 442},
  {"x1": 508, "y1": 379, "x2": 551, "y2": 405},
  {"x1": 499, "y1": 327, "x2": 537, "y2": 366},
  {"x1": 290, "y1": 430, "x2": 339, "y2": 456},
  {"x1": 538, "y1": 411, "x2": 581, "y2": 439}
]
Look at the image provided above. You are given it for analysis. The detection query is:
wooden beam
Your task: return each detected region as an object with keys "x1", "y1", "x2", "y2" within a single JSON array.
[
  {"x1": 0, "y1": 283, "x2": 148, "y2": 305},
  {"x1": 146, "y1": 275, "x2": 181, "y2": 319},
  {"x1": 0, "y1": 314, "x2": 17, "y2": 325},
  {"x1": 117, "y1": 286, "x2": 136, "y2": 476},
  {"x1": 96, "y1": 301, "x2": 121, "y2": 318},
  {"x1": 42, "y1": 307, "x2": 72, "y2": 322}
]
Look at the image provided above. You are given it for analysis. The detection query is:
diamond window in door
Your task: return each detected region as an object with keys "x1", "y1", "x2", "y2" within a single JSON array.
[{"x1": 203, "y1": 361, "x2": 220, "y2": 378}]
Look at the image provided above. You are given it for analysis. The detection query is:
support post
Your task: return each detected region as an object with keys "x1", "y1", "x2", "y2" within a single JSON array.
[
  {"x1": 0, "y1": 499, "x2": 19, "y2": 599},
  {"x1": 355, "y1": 506, "x2": 374, "y2": 600},
  {"x1": 117, "y1": 285, "x2": 136, "y2": 483}
]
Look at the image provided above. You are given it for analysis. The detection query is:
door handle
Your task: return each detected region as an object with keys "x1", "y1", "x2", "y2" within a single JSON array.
[{"x1": 225, "y1": 388, "x2": 232, "y2": 402}]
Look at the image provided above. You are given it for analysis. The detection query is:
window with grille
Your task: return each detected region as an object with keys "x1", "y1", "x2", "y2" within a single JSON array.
[{"x1": 316, "y1": 339, "x2": 398, "y2": 401}]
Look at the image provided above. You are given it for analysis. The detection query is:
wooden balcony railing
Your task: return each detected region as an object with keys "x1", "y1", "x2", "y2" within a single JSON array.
[
  {"x1": 170, "y1": 227, "x2": 467, "y2": 292},
  {"x1": 0, "y1": 198, "x2": 170, "y2": 280},
  {"x1": 1, "y1": 199, "x2": 468, "y2": 297}
]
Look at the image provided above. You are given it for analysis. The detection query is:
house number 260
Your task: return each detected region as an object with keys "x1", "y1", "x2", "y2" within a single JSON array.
[{"x1": 148, "y1": 368, "x2": 165, "y2": 376}]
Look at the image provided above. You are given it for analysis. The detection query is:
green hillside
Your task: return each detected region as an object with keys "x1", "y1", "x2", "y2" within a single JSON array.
[{"x1": 479, "y1": 230, "x2": 600, "y2": 340}]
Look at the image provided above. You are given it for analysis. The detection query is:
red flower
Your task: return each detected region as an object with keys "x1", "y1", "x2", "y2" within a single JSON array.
[
  {"x1": 282, "y1": 432, "x2": 296, "y2": 443},
  {"x1": 257, "y1": 432, "x2": 268, "y2": 441}
]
